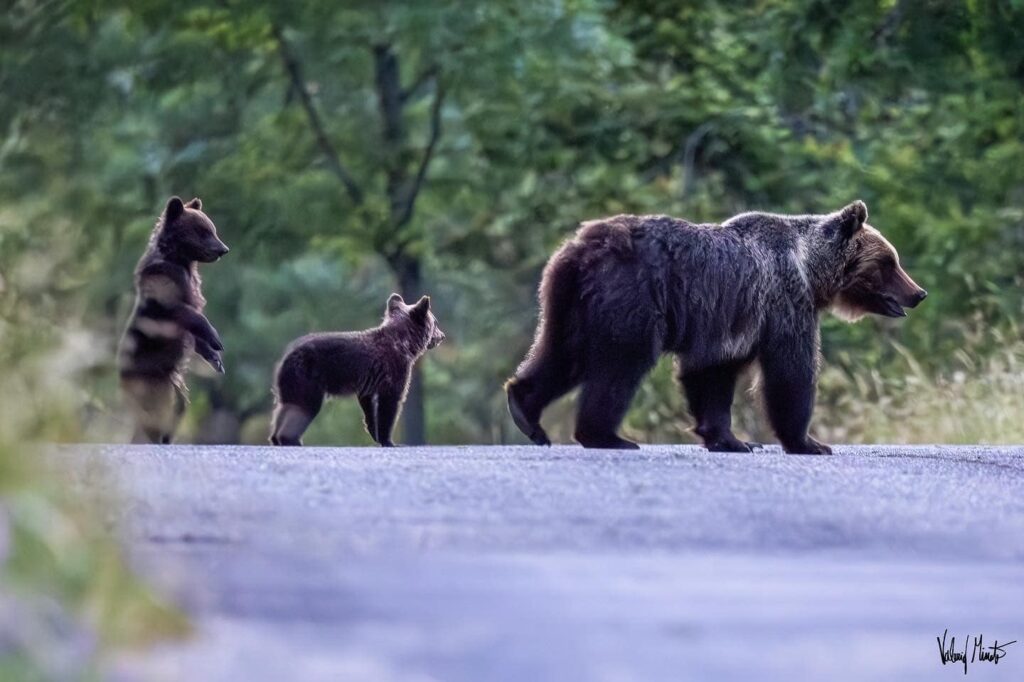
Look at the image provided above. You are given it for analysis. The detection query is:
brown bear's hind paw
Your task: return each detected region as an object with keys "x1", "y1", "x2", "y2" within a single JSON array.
[
  {"x1": 507, "y1": 384, "x2": 552, "y2": 446},
  {"x1": 575, "y1": 431, "x2": 640, "y2": 450}
]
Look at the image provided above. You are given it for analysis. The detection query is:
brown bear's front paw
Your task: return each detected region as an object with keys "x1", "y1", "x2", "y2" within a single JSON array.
[
  {"x1": 784, "y1": 437, "x2": 833, "y2": 455},
  {"x1": 705, "y1": 435, "x2": 752, "y2": 453},
  {"x1": 808, "y1": 437, "x2": 832, "y2": 455}
]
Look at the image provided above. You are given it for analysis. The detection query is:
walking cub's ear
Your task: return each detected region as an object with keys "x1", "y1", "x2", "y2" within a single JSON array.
[
  {"x1": 387, "y1": 293, "x2": 405, "y2": 313},
  {"x1": 410, "y1": 295, "x2": 431, "y2": 322},
  {"x1": 185, "y1": 197, "x2": 202, "y2": 211},
  {"x1": 164, "y1": 196, "x2": 185, "y2": 222}
]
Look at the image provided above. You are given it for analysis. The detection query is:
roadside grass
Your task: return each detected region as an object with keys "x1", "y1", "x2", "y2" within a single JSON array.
[
  {"x1": 816, "y1": 335, "x2": 1024, "y2": 445},
  {"x1": 620, "y1": 325, "x2": 1024, "y2": 448},
  {"x1": 0, "y1": 322, "x2": 189, "y2": 678}
]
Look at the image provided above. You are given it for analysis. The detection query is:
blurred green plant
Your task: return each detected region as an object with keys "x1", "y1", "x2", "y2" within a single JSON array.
[{"x1": 0, "y1": 212, "x2": 188, "y2": 677}]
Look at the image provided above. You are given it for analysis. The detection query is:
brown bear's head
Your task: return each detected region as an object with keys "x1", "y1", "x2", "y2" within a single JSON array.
[
  {"x1": 157, "y1": 196, "x2": 230, "y2": 264},
  {"x1": 385, "y1": 293, "x2": 447, "y2": 350},
  {"x1": 829, "y1": 201, "x2": 927, "y2": 322}
]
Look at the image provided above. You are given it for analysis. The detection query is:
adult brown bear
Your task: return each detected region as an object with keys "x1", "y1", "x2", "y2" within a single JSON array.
[{"x1": 506, "y1": 201, "x2": 926, "y2": 454}]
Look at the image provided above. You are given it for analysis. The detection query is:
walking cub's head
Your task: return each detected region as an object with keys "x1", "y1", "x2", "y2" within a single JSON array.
[
  {"x1": 385, "y1": 293, "x2": 446, "y2": 350},
  {"x1": 155, "y1": 196, "x2": 230, "y2": 264},
  {"x1": 825, "y1": 201, "x2": 927, "y2": 322}
]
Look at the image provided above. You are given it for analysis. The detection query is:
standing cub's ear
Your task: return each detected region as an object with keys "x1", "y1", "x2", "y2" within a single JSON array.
[
  {"x1": 410, "y1": 295, "x2": 431, "y2": 321},
  {"x1": 387, "y1": 293, "x2": 405, "y2": 313},
  {"x1": 838, "y1": 200, "x2": 868, "y2": 238},
  {"x1": 185, "y1": 197, "x2": 202, "y2": 210},
  {"x1": 164, "y1": 196, "x2": 185, "y2": 222}
]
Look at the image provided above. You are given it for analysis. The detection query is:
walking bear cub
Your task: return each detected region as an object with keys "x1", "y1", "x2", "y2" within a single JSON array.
[
  {"x1": 119, "y1": 196, "x2": 230, "y2": 444},
  {"x1": 507, "y1": 201, "x2": 926, "y2": 454},
  {"x1": 270, "y1": 294, "x2": 446, "y2": 446}
]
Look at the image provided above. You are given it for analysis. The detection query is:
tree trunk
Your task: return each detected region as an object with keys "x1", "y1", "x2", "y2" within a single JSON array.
[
  {"x1": 397, "y1": 257, "x2": 426, "y2": 445},
  {"x1": 375, "y1": 43, "x2": 428, "y2": 445}
]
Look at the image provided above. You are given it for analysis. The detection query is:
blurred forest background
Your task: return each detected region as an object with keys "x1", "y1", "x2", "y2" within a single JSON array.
[{"x1": 2, "y1": 0, "x2": 1024, "y2": 447}]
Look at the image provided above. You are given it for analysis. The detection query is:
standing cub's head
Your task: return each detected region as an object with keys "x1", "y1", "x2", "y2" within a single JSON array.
[
  {"x1": 385, "y1": 293, "x2": 446, "y2": 350},
  {"x1": 156, "y1": 196, "x2": 230, "y2": 264},
  {"x1": 825, "y1": 201, "x2": 927, "y2": 322}
]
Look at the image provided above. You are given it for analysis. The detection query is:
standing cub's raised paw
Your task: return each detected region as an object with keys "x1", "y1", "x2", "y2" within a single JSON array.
[{"x1": 269, "y1": 293, "x2": 445, "y2": 447}]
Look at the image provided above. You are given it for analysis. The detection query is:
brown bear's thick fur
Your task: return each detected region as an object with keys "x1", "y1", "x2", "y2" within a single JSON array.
[
  {"x1": 270, "y1": 294, "x2": 446, "y2": 447},
  {"x1": 118, "y1": 196, "x2": 230, "y2": 444},
  {"x1": 506, "y1": 201, "x2": 926, "y2": 454}
]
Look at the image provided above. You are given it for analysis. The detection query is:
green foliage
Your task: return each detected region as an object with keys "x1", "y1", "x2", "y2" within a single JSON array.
[
  {"x1": 0, "y1": 218, "x2": 187, "y2": 675},
  {"x1": 1, "y1": 0, "x2": 1022, "y2": 446}
]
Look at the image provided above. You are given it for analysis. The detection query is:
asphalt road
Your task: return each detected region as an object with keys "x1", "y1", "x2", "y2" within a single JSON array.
[{"x1": 54, "y1": 444, "x2": 1024, "y2": 682}]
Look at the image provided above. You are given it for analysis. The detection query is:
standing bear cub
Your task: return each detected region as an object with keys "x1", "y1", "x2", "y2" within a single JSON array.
[
  {"x1": 270, "y1": 294, "x2": 445, "y2": 446},
  {"x1": 506, "y1": 201, "x2": 926, "y2": 454},
  {"x1": 119, "y1": 196, "x2": 230, "y2": 444}
]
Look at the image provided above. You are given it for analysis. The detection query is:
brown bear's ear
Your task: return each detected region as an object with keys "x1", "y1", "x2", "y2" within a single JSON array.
[
  {"x1": 185, "y1": 197, "x2": 202, "y2": 211},
  {"x1": 838, "y1": 200, "x2": 868, "y2": 238},
  {"x1": 410, "y1": 295, "x2": 431, "y2": 321},
  {"x1": 164, "y1": 196, "x2": 185, "y2": 222},
  {"x1": 387, "y1": 293, "x2": 405, "y2": 313}
]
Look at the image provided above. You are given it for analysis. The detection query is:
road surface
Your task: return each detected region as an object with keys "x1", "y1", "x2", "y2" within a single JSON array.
[{"x1": 54, "y1": 444, "x2": 1024, "y2": 681}]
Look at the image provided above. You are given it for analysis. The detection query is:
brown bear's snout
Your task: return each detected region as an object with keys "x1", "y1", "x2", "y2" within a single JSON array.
[
  {"x1": 428, "y1": 329, "x2": 446, "y2": 349},
  {"x1": 905, "y1": 288, "x2": 927, "y2": 308},
  {"x1": 206, "y1": 239, "x2": 230, "y2": 261},
  {"x1": 890, "y1": 265, "x2": 926, "y2": 310}
]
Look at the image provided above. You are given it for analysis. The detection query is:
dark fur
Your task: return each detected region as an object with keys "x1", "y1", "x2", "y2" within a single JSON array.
[
  {"x1": 269, "y1": 294, "x2": 446, "y2": 447},
  {"x1": 118, "y1": 196, "x2": 229, "y2": 444},
  {"x1": 507, "y1": 201, "x2": 926, "y2": 454}
]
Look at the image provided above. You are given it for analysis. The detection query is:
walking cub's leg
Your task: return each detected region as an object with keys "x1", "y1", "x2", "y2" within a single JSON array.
[
  {"x1": 358, "y1": 394, "x2": 378, "y2": 444},
  {"x1": 374, "y1": 390, "x2": 403, "y2": 447},
  {"x1": 270, "y1": 402, "x2": 320, "y2": 446}
]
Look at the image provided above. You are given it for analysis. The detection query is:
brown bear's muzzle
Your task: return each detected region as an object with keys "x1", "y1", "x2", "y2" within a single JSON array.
[
  {"x1": 904, "y1": 288, "x2": 928, "y2": 308},
  {"x1": 892, "y1": 265, "x2": 927, "y2": 310}
]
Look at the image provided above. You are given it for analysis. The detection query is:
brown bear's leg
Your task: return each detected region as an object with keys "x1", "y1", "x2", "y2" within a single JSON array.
[
  {"x1": 574, "y1": 359, "x2": 652, "y2": 450},
  {"x1": 374, "y1": 390, "x2": 403, "y2": 447},
  {"x1": 270, "y1": 402, "x2": 319, "y2": 446},
  {"x1": 679, "y1": 359, "x2": 750, "y2": 453},
  {"x1": 163, "y1": 383, "x2": 187, "y2": 444},
  {"x1": 357, "y1": 394, "x2": 379, "y2": 444},
  {"x1": 759, "y1": 344, "x2": 832, "y2": 455},
  {"x1": 507, "y1": 356, "x2": 580, "y2": 447},
  {"x1": 122, "y1": 376, "x2": 180, "y2": 444}
]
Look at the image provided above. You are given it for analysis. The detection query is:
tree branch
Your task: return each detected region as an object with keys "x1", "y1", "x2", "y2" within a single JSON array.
[
  {"x1": 401, "y1": 65, "x2": 437, "y2": 104},
  {"x1": 272, "y1": 23, "x2": 364, "y2": 205},
  {"x1": 394, "y1": 79, "x2": 445, "y2": 229}
]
